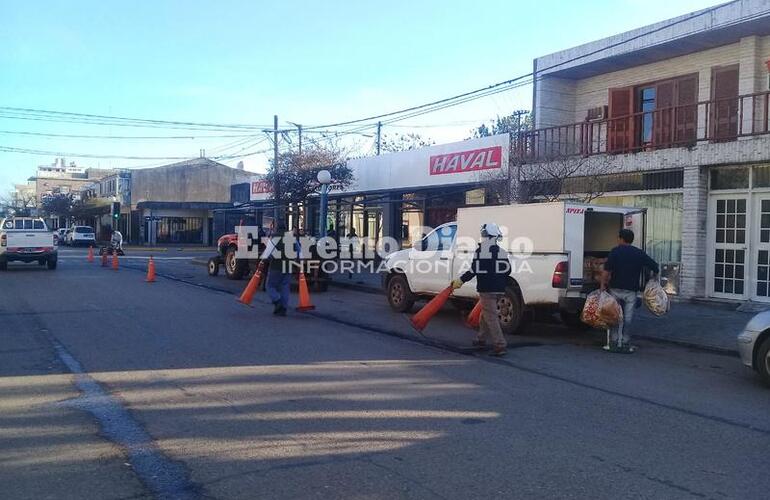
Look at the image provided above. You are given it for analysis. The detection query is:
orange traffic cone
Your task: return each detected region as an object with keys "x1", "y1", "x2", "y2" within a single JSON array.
[
  {"x1": 410, "y1": 286, "x2": 453, "y2": 332},
  {"x1": 145, "y1": 256, "x2": 156, "y2": 283},
  {"x1": 87, "y1": 246, "x2": 94, "y2": 263},
  {"x1": 465, "y1": 299, "x2": 482, "y2": 329},
  {"x1": 296, "y1": 272, "x2": 315, "y2": 312},
  {"x1": 101, "y1": 251, "x2": 108, "y2": 267},
  {"x1": 112, "y1": 252, "x2": 119, "y2": 271},
  {"x1": 237, "y1": 261, "x2": 265, "y2": 305}
]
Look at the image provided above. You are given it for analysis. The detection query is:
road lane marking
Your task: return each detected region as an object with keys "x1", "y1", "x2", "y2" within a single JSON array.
[{"x1": 47, "y1": 334, "x2": 202, "y2": 499}]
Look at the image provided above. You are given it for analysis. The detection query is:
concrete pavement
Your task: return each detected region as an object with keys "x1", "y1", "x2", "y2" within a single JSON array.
[{"x1": 3, "y1": 252, "x2": 770, "y2": 498}]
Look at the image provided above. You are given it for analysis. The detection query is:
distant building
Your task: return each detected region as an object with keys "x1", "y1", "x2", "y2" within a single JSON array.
[{"x1": 76, "y1": 157, "x2": 252, "y2": 245}]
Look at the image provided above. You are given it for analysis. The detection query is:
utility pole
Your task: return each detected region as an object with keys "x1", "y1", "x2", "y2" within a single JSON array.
[
  {"x1": 376, "y1": 121, "x2": 382, "y2": 155},
  {"x1": 273, "y1": 114, "x2": 281, "y2": 222},
  {"x1": 297, "y1": 124, "x2": 302, "y2": 155}
]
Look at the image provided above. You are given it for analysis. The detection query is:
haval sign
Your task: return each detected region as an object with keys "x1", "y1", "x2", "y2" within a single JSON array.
[
  {"x1": 251, "y1": 180, "x2": 271, "y2": 195},
  {"x1": 429, "y1": 146, "x2": 502, "y2": 176}
]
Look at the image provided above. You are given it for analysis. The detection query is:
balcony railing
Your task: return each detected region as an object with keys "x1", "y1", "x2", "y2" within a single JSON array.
[{"x1": 516, "y1": 90, "x2": 770, "y2": 162}]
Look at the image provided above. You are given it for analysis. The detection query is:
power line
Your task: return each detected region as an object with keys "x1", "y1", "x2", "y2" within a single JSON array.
[
  {"x1": 0, "y1": 106, "x2": 271, "y2": 131},
  {"x1": 301, "y1": 1, "x2": 746, "y2": 131},
  {"x1": 0, "y1": 145, "x2": 195, "y2": 160},
  {"x1": 0, "y1": 129, "x2": 260, "y2": 140}
]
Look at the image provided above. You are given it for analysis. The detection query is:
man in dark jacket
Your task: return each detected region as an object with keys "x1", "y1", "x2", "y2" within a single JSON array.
[
  {"x1": 601, "y1": 228, "x2": 659, "y2": 353},
  {"x1": 452, "y1": 223, "x2": 511, "y2": 356}
]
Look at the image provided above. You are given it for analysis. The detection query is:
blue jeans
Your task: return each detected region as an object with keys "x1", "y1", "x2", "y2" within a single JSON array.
[
  {"x1": 609, "y1": 288, "x2": 637, "y2": 346},
  {"x1": 267, "y1": 270, "x2": 290, "y2": 308}
]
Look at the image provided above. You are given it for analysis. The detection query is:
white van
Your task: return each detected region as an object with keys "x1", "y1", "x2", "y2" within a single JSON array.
[{"x1": 383, "y1": 202, "x2": 646, "y2": 333}]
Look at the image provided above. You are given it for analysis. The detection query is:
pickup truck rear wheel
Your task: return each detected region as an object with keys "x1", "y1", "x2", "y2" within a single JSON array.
[
  {"x1": 224, "y1": 247, "x2": 247, "y2": 280},
  {"x1": 387, "y1": 274, "x2": 415, "y2": 313},
  {"x1": 498, "y1": 286, "x2": 523, "y2": 335},
  {"x1": 757, "y1": 336, "x2": 770, "y2": 387},
  {"x1": 47, "y1": 258, "x2": 57, "y2": 270}
]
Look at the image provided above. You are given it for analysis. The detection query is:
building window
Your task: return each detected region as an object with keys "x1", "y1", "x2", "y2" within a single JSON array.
[
  {"x1": 639, "y1": 86, "x2": 656, "y2": 144},
  {"x1": 710, "y1": 167, "x2": 750, "y2": 190}
]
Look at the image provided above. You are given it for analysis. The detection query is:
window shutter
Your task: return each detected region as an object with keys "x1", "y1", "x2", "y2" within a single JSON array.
[
  {"x1": 711, "y1": 66, "x2": 739, "y2": 140},
  {"x1": 654, "y1": 81, "x2": 676, "y2": 147},
  {"x1": 608, "y1": 87, "x2": 634, "y2": 153},
  {"x1": 675, "y1": 75, "x2": 698, "y2": 144}
]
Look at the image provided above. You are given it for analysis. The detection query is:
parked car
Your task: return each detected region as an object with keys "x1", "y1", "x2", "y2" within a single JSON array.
[
  {"x1": 383, "y1": 202, "x2": 646, "y2": 334},
  {"x1": 0, "y1": 216, "x2": 58, "y2": 270},
  {"x1": 737, "y1": 311, "x2": 770, "y2": 386},
  {"x1": 65, "y1": 226, "x2": 96, "y2": 247}
]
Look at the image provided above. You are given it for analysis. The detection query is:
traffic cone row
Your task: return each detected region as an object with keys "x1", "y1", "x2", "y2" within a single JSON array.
[{"x1": 87, "y1": 246, "x2": 94, "y2": 263}]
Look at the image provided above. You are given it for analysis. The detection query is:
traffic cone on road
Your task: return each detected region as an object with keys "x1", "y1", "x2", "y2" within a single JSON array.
[
  {"x1": 237, "y1": 261, "x2": 265, "y2": 305},
  {"x1": 410, "y1": 286, "x2": 453, "y2": 332},
  {"x1": 112, "y1": 252, "x2": 119, "y2": 271},
  {"x1": 465, "y1": 299, "x2": 482, "y2": 329},
  {"x1": 145, "y1": 256, "x2": 156, "y2": 283},
  {"x1": 87, "y1": 246, "x2": 94, "y2": 263},
  {"x1": 296, "y1": 272, "x2": 315, "y2": 312},
  {"x1": 101, "y1": 251, "x2": 108, "y2": 267}
]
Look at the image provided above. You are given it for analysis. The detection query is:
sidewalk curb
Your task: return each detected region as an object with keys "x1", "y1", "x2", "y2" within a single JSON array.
[{"x1": 633, "y1": 334, "x2": 739, "y2": 357}]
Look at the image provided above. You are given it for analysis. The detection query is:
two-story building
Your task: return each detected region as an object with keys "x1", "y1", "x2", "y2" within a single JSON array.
[{"x1": 521, "y1": 0, "x2": 770, "y2": 302}]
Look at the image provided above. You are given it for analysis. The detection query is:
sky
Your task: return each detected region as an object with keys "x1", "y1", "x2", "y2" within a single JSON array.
[{"x1": 0, "y1": 0, "x2": 725, "y2": 193}]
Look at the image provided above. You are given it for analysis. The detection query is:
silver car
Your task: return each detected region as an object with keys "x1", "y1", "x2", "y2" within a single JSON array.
[{"x1": 737, "y1": 311, "x2": 770, "y2": 386}]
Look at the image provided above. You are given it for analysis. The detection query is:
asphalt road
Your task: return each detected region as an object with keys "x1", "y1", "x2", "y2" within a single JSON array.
[{"x1": 1, "y1": 248, "x2": 769, "y2": 499}]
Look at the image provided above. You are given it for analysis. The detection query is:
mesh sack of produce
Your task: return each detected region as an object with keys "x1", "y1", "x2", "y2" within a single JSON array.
[
  {"x1": 643, "y1": 278, "x2": 670, "y2": 317},
  {"x1": 581, "y1": 289, "x2": 624, "y2": 329}
]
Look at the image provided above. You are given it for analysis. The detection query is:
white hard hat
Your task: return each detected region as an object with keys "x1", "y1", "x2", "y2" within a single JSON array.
[{"x1": 480, "y1": 223, "x2": 501, "y2": 238}]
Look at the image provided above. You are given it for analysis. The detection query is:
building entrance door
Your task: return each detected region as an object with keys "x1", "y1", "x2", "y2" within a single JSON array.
[
  {"x1": 752, "y1": 195, "x2": 770, "y2": 301},
  {"x1": 708, "y1": 195, "x2": 748, "y2": 299}
]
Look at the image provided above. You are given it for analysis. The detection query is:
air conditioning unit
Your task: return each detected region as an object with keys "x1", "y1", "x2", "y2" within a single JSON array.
[{"x1": 586, "y1": 105, "x2": 608, "y2": 121}]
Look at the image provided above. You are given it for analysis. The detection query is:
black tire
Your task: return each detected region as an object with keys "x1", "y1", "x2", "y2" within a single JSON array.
[
  {"x1": 498, "y1": 285, "x2": 524, "y2": 335},
  {"x1": 560, "y1": 311, "x2": 590, "y2": 330},
  {"x1": 47, "y1": 258, "x2": 57, "y2": 270},
  {"x1": 207, "y1": 257, "x2": 220, "y2": 276},
  {"x1": 757, "y1": 336, "x2": 770, "y2": 387},
  {"x1": 224, "y1": 246, "x2": 247, "y2": 280},
  {"x1": 0, "y1": 259, "x2": 6, "y2": 271},
  {"x1": 387, "y1": 274, "x2": 415, "y2": 313}
]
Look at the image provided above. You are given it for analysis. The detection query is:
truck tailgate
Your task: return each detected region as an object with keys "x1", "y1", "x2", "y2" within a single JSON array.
[{"x1": 6, "y1": 231, "x2": 54, "y2": 249}]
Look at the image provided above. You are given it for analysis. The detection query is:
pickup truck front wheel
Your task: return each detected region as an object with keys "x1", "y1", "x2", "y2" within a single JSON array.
[
  {"x1": 0, "y1": 259, "x2": 6, "y2": 271},
  {"x1": 387, "y1": 274, "x2": 415, "y2": 313},
  {"x1": 47, "y1": 258, "x2": 57, "y2": 270},
  {"x1": 498, "y1": 286, "x2": 523, "y2": 335}
]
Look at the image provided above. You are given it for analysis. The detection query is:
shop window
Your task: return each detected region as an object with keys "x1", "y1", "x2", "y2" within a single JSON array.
[
  {"x1": 710, "y1": 167, "x2": 749, "y2": 190},
  {"x1": 752, "y1": 165, "x2": 770, "y2": 188}
]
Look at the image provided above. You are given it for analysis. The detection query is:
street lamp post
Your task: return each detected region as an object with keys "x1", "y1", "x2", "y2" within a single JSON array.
[{"x1": 317, "y1": 169, "x2": 332, "y2": 238}]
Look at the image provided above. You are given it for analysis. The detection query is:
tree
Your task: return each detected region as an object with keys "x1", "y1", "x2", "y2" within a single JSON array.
[
  {"x1": 266, "y1": 145, "x2": 353, "y2": 206},
  {"x1": 40, "y1": 193, "x2": 74, "y2": 218},
  {"x1": 379, "y1": 132, "x2": 434, "y2": 153},
  {"x1": 469, "y1": 111, "x2": 531, "y2": 139},
  {"x1": 0, "y1": 190, "x2": 37, "y2": 217},
  {"x1": 480, "y1": 154, "x2": 617, "y2": 204}
]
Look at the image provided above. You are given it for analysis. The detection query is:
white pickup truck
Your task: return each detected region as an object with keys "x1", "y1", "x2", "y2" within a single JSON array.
[
  {"x1": 0, "y1": 217, "x2": 58, "y2": 270},
  {"x1": 383, "y1": 202, "x2": 646, "y2": 333}
]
